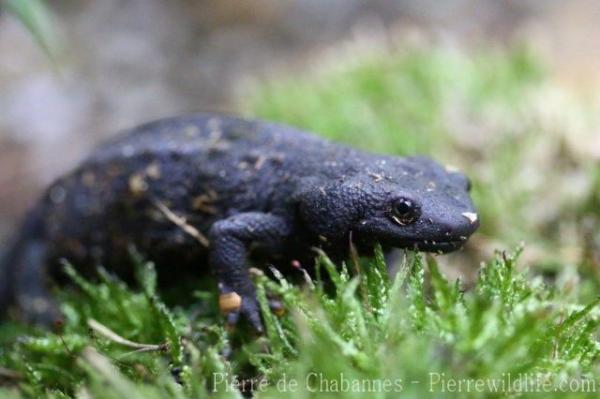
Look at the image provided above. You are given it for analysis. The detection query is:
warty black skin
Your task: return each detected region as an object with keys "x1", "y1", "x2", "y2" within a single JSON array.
[{"x1": 0, "y1": 114, "x2": 479, "y2": 331}]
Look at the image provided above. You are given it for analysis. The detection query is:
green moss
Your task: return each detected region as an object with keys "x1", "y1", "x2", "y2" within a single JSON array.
[{"x1": 2, "y1": 246, "x2": 599, "y2": 398}]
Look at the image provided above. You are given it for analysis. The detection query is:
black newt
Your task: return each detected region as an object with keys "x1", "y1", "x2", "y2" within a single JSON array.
[{"x1": 0, "y1": 114, "x2": 479, "y2": 331}]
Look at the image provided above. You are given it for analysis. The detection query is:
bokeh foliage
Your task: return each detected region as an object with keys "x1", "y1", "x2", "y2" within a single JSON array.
[{"x1": 2, "y1": 0, "x2": 59, "y2": 63}]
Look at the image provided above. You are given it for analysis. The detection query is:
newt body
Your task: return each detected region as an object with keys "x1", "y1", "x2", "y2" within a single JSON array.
[{"x1": 0, "y1": 114, "x2": 479, "y2": 330}]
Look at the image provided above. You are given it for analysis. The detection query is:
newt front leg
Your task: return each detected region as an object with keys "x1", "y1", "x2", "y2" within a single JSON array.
[{"x1": 209, "y1": 212, "x2": 292, "y2": 333}]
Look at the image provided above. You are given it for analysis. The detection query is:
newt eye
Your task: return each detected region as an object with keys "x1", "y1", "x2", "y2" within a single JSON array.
[{"x1": 390, "y1": 197, "x2": 421, "y2": 225}]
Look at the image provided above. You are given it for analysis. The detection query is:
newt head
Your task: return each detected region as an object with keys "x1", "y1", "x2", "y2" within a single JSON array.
[{"x1": 297, "y1": 155, "x2": 479, "y2": 253}]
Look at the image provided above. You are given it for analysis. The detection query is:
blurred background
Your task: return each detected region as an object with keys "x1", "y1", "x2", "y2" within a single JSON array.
[{"x1": 1, "y1": 0, "x2": 600, "y2": 284}]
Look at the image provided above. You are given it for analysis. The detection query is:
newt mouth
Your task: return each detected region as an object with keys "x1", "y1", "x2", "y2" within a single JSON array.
[
  {"x1": 405, "y1": 238, "x2": 466, "y2": 254},
  {"x1": 360, "y1": 233, "x2": 469, "y2": 253},
  {"x1": 354, "y1": 216, "x2": 477, "y2": 254}
]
